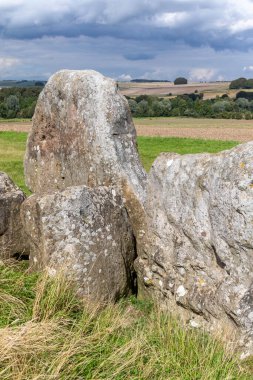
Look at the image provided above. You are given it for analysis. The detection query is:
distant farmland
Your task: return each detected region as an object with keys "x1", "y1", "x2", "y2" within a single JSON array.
[
  {"x1": 134, "y1": 117, "x2": 253, "y2": 142},
  {"x1": 2, "y1": 117, "x2": 253, "y2": 142},
  {"x1": 118, "y1": 81, "x2": 235, "y2": 99}
]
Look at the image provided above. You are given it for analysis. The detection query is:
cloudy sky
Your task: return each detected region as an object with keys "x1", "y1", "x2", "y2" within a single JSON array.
[{"x1": 0, "y1": 0, "x2": 253, "y2": 81}]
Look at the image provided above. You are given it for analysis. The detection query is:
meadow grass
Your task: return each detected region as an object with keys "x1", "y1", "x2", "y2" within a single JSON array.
[
  {"x1": 138, "y1": 136, "x2": 238, "y2": 171},
  {"x1": 0, "y1": 260, "x2": 251, "y2": 380},
  {"x1": 0, "y1": 132, "x2": 29, "y2": 193},
  {"x1": 0, "y1": 131, "x2": 239, "y2": 193}
]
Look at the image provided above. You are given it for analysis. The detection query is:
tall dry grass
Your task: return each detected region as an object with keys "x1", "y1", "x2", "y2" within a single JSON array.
[{"x1": 0, "y1": 260, "x2": 251, "y2": 379}]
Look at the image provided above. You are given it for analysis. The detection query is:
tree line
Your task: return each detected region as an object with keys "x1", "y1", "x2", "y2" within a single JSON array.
[
  {"x1": 1, "y1": 84, "x2": 253, "y2": 120},
  {"x1": 128, "y1": 93, "x2": 253, "y2": 119},
  {"x1": 0, "y1": 87, "x2": 41, "y2": 119},
  {"x1": 229, "y1": 77, "x2": 253, "y2": 89}
]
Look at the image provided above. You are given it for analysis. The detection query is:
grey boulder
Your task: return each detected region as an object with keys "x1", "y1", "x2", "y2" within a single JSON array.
[
  {"x1": 24, "y1": 70, "x2": 146, "y2": 216},
  {"x1": 21, "y1": 185, "x2": 136, "y2": 301},
  {"x1": 136, "y1": 142, "x2": 253, "y2": 356},
  {"x1": 0, "y1": 172, "x2": 27, "y2": 258}
]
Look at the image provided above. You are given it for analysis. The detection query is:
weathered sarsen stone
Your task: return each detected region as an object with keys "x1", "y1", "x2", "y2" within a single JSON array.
[
  {"x1": 135, "y1": 142, "x2": 253, "y2": 356},
  {"x1": 21, "y1": 185, "x2": 136, "y2": 301},
  {"x1": 0, "y1": 172, "x2": 27, "y2": 258},
  {"x1": 24, "y1": 70, "x2": 147, "y2": 234}
]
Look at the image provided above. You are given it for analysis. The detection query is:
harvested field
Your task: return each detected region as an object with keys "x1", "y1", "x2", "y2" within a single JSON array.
[
  {"x1": 134, "y1": 117, "x2": 253, "y2": 142},
  {"x1": 119, "y1": 81, "x2": 232, "y2": 99},
  {"x1": 0, "y1": 121, "x2": 31, "y2": 132},
  {"x1": 1, "y1": 118, "x2": 253, "y2": 142}
]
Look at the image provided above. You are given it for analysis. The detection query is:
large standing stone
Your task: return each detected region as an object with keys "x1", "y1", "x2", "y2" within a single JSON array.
[
  {"x1": 135, "y1": 142, "x2": 253, "y2": 356},
  {"x1": 0, "y1": 172, "x2": 27, "y2": 258},
  {"x1": 21, "y1": 185, "x2": 136, "y2": 301},
  {"x1": 24, "y1": 70, "x2": 146, "y2": 216}
]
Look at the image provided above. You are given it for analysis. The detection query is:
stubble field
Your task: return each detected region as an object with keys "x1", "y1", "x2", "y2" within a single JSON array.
[
  {"x1": 119, "y1": 81, "x2": 234, "y2": 99},
  {"x1": 1, "y1": 117, "x2": 253, "y2": 142},
  {"x1": 134, "y1": 117, "x2": 253, "y2": 142}
]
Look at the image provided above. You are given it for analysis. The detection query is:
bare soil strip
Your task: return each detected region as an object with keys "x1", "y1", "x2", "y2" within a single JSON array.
[
  {"x1": 0, "y1": 122, "x2": 31, "y2": 132},
  {"x1": 135, "y1": 125, "x2": 253, "y2": 142},
  {"x1": 134, "y1": 118, "x2": 253, "y2": 142},
  {"x1": 1, "y1": 119, "x2": 253, "y2": 142}
]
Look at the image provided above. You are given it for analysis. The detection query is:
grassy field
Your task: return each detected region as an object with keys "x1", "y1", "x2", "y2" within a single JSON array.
[
  {"x1": 138, "y1": 137, "x2": 238, "y2": 171},
  {"x1": 0, "y1": 260, "x2": 251, "y2": 379},
  {"x1": 0, "y1": 132, "x2": 29, "y2": 193},
  {"x1": 0, "y1": 131, "x2": 239, "y2": 193}
]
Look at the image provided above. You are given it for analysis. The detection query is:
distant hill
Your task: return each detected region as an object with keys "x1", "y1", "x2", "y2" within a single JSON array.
[
  {"x1": 0, "y1": 80, "x2": 46, "y2": 88},
  {"x1": 130, "y1": 79, "x2": 170, "y2": 83}
]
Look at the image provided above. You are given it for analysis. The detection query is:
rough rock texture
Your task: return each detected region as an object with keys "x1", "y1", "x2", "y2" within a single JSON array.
[
  {"x1": 21, "y1": 185, "x2": 136, "y2": 301},
  {"x1": 0, "y1": 172, "x2": 27, "y2": 258},
  {"x1": 136, "y1": 142, "x2": 253, "y2": 356},
  {"x1": 24, "y1": 70, "x2": 146, "y2": 229}
]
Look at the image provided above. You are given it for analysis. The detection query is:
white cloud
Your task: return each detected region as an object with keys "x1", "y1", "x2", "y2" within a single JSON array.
[
  {"x1": 0, "y1": 57, "x2": 21, "y2": 68},
  {"x1": 229, "y1": 19, "x2": 253, "y2": 33},
  {"x1": 117, "y1": 73, "x2": 132, "y2": 81},
  {"x1": 243, "y1": 65, "x2": 253, "y2": 71},
  {"x1": 189, "y1": 68, "x2": 216, "y2": 82},
  {"x1": 152, "y1": 11, "x2": 189, "y2": 27}
]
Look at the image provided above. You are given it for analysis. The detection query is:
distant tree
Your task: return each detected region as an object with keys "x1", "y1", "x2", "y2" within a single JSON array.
[
  {"x1": 245, "y1": 79, "x2": 253, "y2": 89},
  {"x1": 34, "y1": 81, "x2": 45, "y2": 87},
  {"x1": 184, "y1": 109, "x2": 197, "y2": 117},
  {"x1": 245, "y1": 111, "x2": 252, "y2": 120},
  {"x1": 128, "y1": 99, "x2": 138, "y2": 115},
  {"x1": 174, "y1": 77, "x2": 188, "y2": 85},
  {"x1": 230, "y1": 77, "x2": 249, "y2": 89},
  {"x1": 236, "y1": 91, "x2": 253, "y2": 100},
  {"x1": 152, "y1": 99, "x2": 172, "y2": 116},
  {"x1": 135, "y1": 95, "x2": 150, "y2": 103},
  {"x1": 136, "y1": 100, "x2": 149, "y2": 117},
  {"x1": 211, "y1": 100, "x2": 232, "y2": 113},
  {"x1": 235, "y1": 98, "x2": 249, "y2": 109},
  {"x1": 171, "y1": 107, "x2": 181, "y2": 116},
  {"x1": 0, "y1": 103, "x2": 7, "y2": 118},
  {"x1": 6, "y1": 95, "x2": 20, "y2": 112},
  {"x1": 249, "y1": 100, "x2": 253, "y2": 111},
  {"x1": 185, "y1": 93, "x2": 203, "y2": 101}
]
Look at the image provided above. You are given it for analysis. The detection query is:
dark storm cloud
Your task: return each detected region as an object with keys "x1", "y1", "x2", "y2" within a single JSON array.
[
  {"x1": 0, "y1": 0, "x2": 253, "y2": 81},
  {"x1": 124, "y1": 53, "x2": 155, "y2": 61},
  {"x1": 1, "y1": 0, "x2": 253, "y2": 51}
]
